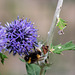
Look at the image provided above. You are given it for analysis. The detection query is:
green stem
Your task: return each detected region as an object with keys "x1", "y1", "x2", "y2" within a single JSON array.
[{"x1": 40, "y1": 66, "x2": 45, "y2": 75}]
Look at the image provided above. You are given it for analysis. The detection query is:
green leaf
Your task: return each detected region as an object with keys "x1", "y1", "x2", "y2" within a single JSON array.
[
  {"x1": 0, "y1": 53, "x2": 8, "y2": 64},
  {"x1": 1, "y1": 59, "x2": 4, "y2": 64},
  {"x1": 2, "y1": 54, "x2": 8, "y2": 58},
  {"x1": 19, "y1": 58, "x2": 25, "y2": 62},
  {"x1": 26, "y1": 63, "x2": 41, "y2": 75},
  {"x1": 52, "y1": 41, "x2": 75, "y2": 54},
  {"x1": 56, "y1": 18, "x2": 67, "y2": 30}
]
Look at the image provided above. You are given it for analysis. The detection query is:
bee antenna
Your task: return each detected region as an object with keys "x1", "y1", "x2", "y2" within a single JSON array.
[
  {"x1": 33, "y1": 46, "x2": 35, "y2": 50},
  {"x1": 33, "y1": 45, "x2": 37, "y2": 51}
]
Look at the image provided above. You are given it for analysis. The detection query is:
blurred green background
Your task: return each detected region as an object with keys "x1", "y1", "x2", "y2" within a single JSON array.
[{"x1": 0, "y1": 0, "x2": 75, "y2": 75}]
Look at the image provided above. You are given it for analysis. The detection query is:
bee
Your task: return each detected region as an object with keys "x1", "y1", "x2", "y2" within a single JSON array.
[{"x1": 24, "y1": 48, "x2": 41, "y2": 64}]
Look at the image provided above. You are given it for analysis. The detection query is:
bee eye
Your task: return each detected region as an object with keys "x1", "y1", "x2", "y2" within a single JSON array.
[
  {"x1": 26, "y1": 57, "x2": 28, "y2": 59},
  {"x1": 24, "y1": 56, "x2": 29, "y2": 61},
  {"x1": 25, "y1": 56, "x2": 29, "y2": 60}
]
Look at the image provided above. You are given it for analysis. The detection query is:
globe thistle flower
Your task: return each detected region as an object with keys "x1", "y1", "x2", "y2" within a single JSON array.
[
  {"x1": 5, "y1": 16, "x2": 38, "y2": 56},
  {"x1": 0, "y1": 24, "x2": 7, "y2": 52}
]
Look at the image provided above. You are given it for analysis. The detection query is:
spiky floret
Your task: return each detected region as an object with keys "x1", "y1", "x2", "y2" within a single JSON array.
[
  {"x1": 5, "y1": 17, "x2": 38, "y2": 56},
  {"x1": 0, "y1": 24, "x2": 7, "y2": 52}
]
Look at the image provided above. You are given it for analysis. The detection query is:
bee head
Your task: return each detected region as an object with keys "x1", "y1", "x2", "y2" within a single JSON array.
[
  {"x1": 24, "y1": 55, "x2": 30, "y2": 62},
  {"x1": 24, "y1": 55, "x2": 31, "y2": 64}
]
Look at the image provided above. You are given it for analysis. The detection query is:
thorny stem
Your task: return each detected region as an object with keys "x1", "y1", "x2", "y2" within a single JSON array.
[{"x1": 40, "y1": 0, "x2": 64, "y2": 75}]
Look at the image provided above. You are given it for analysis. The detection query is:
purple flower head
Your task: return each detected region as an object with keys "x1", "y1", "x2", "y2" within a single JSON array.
[
  {"x1": 0, "y1": 24, "x2": 7, "y2": 52},
  {"x1": 5, "y1": 17, "x2": 38, "y2": 56}
]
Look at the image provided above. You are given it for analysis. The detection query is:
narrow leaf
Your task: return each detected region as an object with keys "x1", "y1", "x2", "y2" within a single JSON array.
[
  {"x1": 56, "y1": 18, "x2": 67, "y2": 35},
  {"x1": 19, "y1": 58, "x2": 25, "y2": 62},
  {"x1": 56, "y1": 18, "x2": 67, "y2": 30},
  {"x1": 51, "y1": 41, "x2": 75, "y2": 54}
]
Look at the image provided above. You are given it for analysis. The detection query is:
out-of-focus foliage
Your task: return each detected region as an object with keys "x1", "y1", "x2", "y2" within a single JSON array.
[{"x1": 0, "y1": 53, "x2": 8, "y2": 64}]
